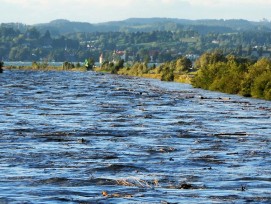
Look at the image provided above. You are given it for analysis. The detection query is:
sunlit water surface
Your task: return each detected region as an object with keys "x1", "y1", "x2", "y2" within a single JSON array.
[{"x1": 0, "y1": 70, "x2": 270, "y2": 203}]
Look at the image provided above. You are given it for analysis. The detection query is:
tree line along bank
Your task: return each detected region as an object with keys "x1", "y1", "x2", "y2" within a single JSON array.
[
  {"x1": 1, "y1": 51, "x2": 270, "y2": 101},
  {"x1": 96, "y1": 51, "x2": 271, "y2": 101}
]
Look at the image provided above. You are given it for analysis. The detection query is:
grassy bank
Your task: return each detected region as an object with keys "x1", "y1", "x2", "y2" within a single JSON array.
[
  {"x1": 95, "y1": 67, "x2": 193, "y2": 83},
  {"x1": 96, "y1": 58, "x2": 194, "y2": 84}
]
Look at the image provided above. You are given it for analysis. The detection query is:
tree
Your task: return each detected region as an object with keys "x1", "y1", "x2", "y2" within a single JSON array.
[
  {"x1": 112, "y1": 59, "x2": 124, "y2": 74},
  {"x1": 161, "y1": 67, "x2": 174, "y2": 81},
  {"x1": 62, "y1": 61, "x2": 75, "y2": 70},
  {"x1": 194, "y1": 51, "x2": 226, "y2": 70},
  {"x1": 176, "y1": 57, "x2": 192, "y2": 73},
  {"x1": 85, "y1": 58, "x2": 95, "y2": 70},
  {"x1": 25, "y1": 27, "x2": 40, "y2": 39},
  {"x1": 251, "y1": 71, "x2": 271, "y2": 100},
  {"x1": 241, "y1": 58, "x2": 271, "y2": 98}
]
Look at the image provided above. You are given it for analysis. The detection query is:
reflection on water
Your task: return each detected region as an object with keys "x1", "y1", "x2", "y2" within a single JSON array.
[{"x1": 0, "y1": 70, "x2": 270, "y2": 203}]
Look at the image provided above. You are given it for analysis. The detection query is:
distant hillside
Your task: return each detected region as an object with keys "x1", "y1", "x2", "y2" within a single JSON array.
[
  {"x1": 1, "y1": 18, "x2": 271, "y2": 36},
  {"x1": 35, "y1": 19, "x2": 95, "y2": 36},
  {"x1": 30, "y1": 18, "x2": 271, "y2": 35}
]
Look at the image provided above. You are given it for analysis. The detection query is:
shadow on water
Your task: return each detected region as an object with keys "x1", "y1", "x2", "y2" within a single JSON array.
[{"x1": 0, "y1": 70, "x2": 270, "y2": 203}]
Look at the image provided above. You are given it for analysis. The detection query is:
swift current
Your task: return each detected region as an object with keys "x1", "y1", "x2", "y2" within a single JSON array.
[{"x1": 0, "y1": 70, "x2": 270, "y2": 203}]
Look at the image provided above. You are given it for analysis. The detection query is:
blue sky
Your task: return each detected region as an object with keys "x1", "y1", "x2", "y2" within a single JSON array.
[{"x1": 0, "y1": 0, "x2": 270, "y2": 24}]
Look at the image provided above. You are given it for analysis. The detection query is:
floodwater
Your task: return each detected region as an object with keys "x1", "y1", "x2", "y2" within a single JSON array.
[{"x1": 0, "y1": 70, "x2": 270, "y2": 203}]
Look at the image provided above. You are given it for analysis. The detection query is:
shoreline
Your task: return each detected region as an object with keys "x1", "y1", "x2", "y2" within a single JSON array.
[{"x1": 2, "y1": 65, "x2": 271, "y2": 102}]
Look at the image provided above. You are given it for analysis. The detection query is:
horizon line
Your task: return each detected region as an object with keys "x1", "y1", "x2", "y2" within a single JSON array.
[{"x1": 1, "y1": 17, "x2": 270, "y2": 26}]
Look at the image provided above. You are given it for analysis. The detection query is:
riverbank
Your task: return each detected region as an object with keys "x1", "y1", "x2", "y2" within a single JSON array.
[
  {"x1": 2, "y1": 55, "x2": 270, "y2": 101},
  {"x1": 94, "y1": 66, "x2": 193, "y2": 84}
]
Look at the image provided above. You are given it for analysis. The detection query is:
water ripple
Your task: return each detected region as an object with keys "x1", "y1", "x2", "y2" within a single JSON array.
[{"x1": 0, "y1": 70, "x2": 270, "y2": 203}]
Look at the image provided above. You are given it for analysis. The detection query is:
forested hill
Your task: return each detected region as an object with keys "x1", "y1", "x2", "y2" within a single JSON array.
[
  {"x1": 3, "y1": 18, "x2": 271, "y2": 36},
  {"x1": 35, "y1": 18, "x2": 271, "y2": 35}
]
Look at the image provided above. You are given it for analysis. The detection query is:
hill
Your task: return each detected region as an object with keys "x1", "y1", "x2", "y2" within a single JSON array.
[
  {"x1": 2, "y1": 18, "x2": 271, "y2": 36},
  {"x1": 32, "y1": 18, "x2": 271, "y2": 35}
]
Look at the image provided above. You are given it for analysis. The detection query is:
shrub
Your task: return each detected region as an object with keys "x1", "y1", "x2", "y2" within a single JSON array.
[
  {"x1": 62, "y1": 61, "x2": 75, "y2": 70},
  {"x1": 161, "y1": 67, "x2": 174, "y2": 81},
  {"x1": 32, "y1": 61, "x2": 49, "y2": 69},
  {"x1": 251, "y1": 71, "x2": 271, "y2": 100},
  {"x1": 241, "y1": 58, "x2": 271, "y2": 97}
]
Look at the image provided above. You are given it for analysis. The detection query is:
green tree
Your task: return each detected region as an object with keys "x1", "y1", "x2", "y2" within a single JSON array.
[
  {"x1": 112, "y1": 59, "x2": 124, "y2": 74},
  {"x1": 209, "y1": 57, "x2": 245, "y2": 94},
  {"x1": 63, "y1": 61, "x2": 75, "y2": 70},
  {"x1": 25, "y1": 27, "x2": 40, "y2": 39},
  {"x1": 241, "y1": 58, "x2": 271, "y2": 97},
  {"x1": 194, "y1": 50, "x2": 226, "y2": 70},
  {"x1": 251, "y1": 71, "x2": 271, "y2": 100},
  {"x1": 85, "y1": 58, "x2": 95, "y2": 70},
  {"x1": 125, "y1": 62, "x2": 148, "y2": 76},
  {"x1": 175, "y1": 57, "x2": 192, "y2": 73},
  {"x1": 161, "y1": 67, "x2": 174, "y2": 81}
]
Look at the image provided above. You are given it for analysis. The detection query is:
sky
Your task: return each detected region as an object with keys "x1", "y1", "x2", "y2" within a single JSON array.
[{"x1": 0, "y1": 0, "x2": 271, "y2": 24}]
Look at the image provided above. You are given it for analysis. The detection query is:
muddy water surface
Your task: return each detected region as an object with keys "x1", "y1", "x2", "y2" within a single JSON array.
[{"x1": 0, "y1": 70, "x2": 270, "y2": 203}]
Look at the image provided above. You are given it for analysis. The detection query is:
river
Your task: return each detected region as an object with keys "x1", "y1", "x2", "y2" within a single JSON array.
[{"x1": 0, "y1": 70, "x2": 270, "y2": 203}]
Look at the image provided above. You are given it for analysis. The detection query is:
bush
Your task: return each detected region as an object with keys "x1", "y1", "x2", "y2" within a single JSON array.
[
  {"x1": 161, "y1": 67, "x2": 174, "y2": 81},
  {"x1": 62, "y1": 61, "x2": 75, "y2": 70},
  {"x1": 32, "y1": 61, "x2": 49, "y2": 69},
  {"x1": 85, "y1": 58, "x2": 94, "y2": 70},
  {"x1": 241, "y1": 58, "x2": 271, "y2": 98},
  {"x1": 251, "y1": 71, "x2": 271, "y2": 100}
]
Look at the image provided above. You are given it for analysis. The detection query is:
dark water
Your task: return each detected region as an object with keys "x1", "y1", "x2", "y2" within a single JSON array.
[{"x1": 0, "y1": 70, "x2": 270, "y2": 203}]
